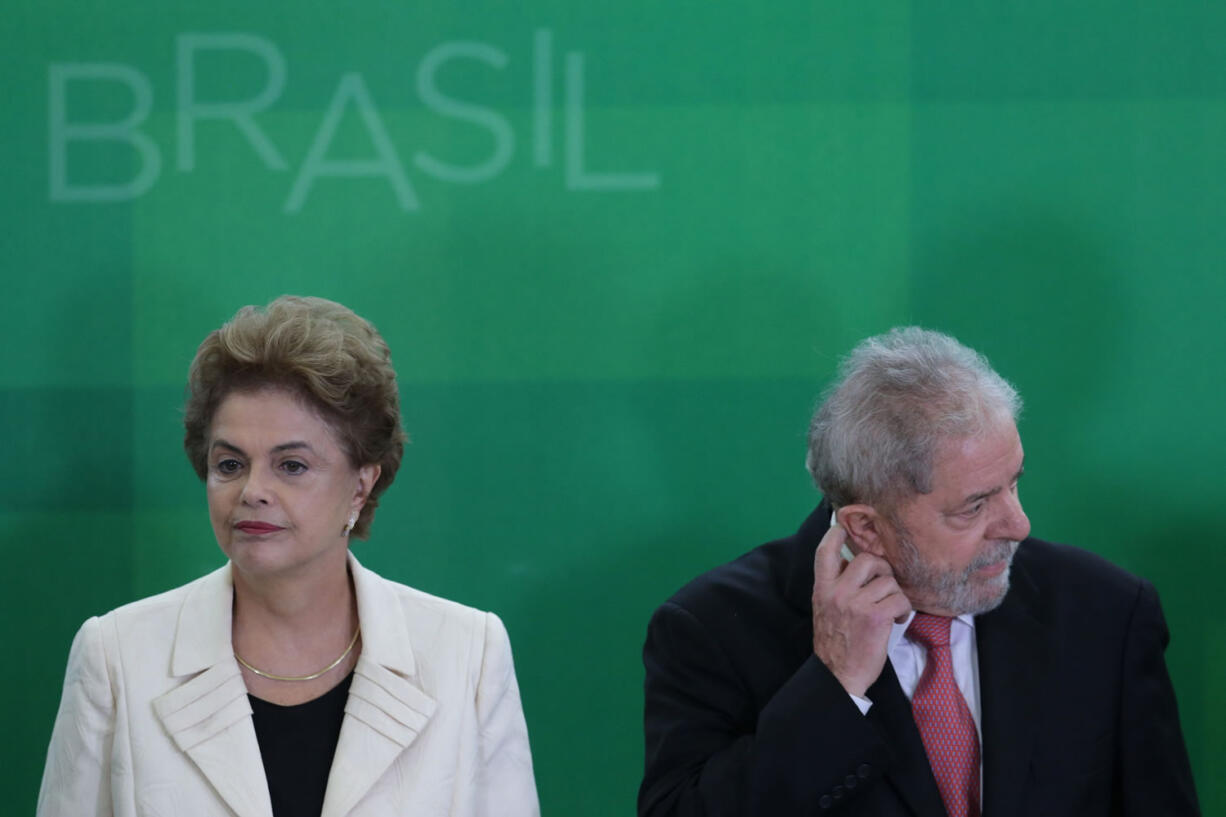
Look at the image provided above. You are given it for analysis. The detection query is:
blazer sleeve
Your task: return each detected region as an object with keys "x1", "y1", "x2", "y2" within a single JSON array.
[
  {"x1": 1117, "y1": 581, "x2": 1200, "y2": 816},
  {"x1": 37, "y1": 617, "x2": 115, "y2": 817},
  {"x1": 639, "y1": 601, "x2": 892, "y2": 817},
  {"x1": 475, "y1": 612, "x2": 541, "y2": 817}
]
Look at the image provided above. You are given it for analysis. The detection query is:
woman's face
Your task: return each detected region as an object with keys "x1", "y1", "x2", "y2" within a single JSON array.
[{"x1": 205, "y1": 388, "x2": 380, "y2": 582}]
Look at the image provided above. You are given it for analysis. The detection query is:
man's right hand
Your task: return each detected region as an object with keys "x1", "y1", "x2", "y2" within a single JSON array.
[{"x1": 811, "y1": 520, "x2": 912, "y2": 698}]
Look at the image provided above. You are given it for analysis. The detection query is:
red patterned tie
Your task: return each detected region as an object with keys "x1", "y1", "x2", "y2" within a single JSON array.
[{"x1": 907, "y1": 613, "x2": 980, "y2": 817}]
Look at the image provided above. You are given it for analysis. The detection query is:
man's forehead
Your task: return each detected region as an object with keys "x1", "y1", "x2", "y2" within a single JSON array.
[{"x1": 931, "y1": 422, "x2": 1024, "y2": 494}]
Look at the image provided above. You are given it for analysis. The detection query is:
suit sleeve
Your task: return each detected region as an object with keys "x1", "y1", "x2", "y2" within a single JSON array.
[
  {"x1": 1117, "y1": 581, "x2": 1200, "y2": 816},
  {"x1": 639, "y1": 601, "x2": 892, "y2": 817},
  {"x1": 475, "y1": 612, "x2": 541, "y2": 817},
  {"x1": 37, "y1": 617, "x2": 115, "y2": 817}
]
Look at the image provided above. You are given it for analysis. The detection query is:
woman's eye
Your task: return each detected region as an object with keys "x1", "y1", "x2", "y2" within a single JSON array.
[
  {"x1": 281, "y1": 460, "x2": 308, "y2": 475},
  {"x1": 215, "y1": 459, "x2": 242, "y2": 475}
]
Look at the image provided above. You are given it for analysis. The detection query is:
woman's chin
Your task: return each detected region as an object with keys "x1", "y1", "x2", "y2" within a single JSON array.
[{"x1": 225, "y1": 538, "x2": 347, "y2": 583}]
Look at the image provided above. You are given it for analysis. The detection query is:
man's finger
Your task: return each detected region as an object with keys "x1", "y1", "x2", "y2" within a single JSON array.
[
  {"x1": 812, "y1": 520, "x2": 849, "y2": 585},
  {"x1": 858, "y1": 574, "x2": 905, "y2": 605},
  {"x1": 839, "y1": 551, "x2": 895, "y2": 589},
  {"x1": 882, "y1": 590, "x2": 913, "y2": 623}
]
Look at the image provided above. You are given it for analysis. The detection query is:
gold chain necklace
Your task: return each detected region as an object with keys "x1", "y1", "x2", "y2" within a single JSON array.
[{"x1": 235, "y1": 626, "x2": 361, "y2": 682}]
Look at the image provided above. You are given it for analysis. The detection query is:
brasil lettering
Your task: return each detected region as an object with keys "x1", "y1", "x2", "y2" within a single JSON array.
[{"x1": 48, "y1": 30, "x2": 660, "y2": 211}]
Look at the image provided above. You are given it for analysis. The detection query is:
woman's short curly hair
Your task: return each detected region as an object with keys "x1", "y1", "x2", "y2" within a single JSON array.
[{"x1": 183, "y1": 296, "x2": 407, "y2": 540}]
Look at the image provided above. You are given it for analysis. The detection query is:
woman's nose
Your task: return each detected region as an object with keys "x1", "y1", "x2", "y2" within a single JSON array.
[{"x1": 239, "y1": 465, "x2": 274, "y2": 506}]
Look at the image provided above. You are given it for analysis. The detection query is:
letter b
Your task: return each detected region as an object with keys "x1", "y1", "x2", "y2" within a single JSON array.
[{"x1": 49, "y1": 63, "x2": 162, "y2": 202}]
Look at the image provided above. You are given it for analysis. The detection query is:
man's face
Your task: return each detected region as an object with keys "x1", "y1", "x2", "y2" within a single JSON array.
[{"x1": 880, "y1": 417, "x2": 1030, "y2": 616}]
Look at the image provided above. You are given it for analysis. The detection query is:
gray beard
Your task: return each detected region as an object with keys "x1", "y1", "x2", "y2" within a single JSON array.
[{"x1": 894, "y1": 537, "x2": 1020, "y2": 616}]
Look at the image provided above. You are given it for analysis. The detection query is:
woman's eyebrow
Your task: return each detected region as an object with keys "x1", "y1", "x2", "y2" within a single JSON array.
[
  {"x1": 209, "y1": 440, "x2": 318, "y2": 455},
  {"x1": 271, "y1": 441, "x2": 316, "y2": 454},
  {"x1": 209, "y1": 439, "x2": 245, "y2": 456}
]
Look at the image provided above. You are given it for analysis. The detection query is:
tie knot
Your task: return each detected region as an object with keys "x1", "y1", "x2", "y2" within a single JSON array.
[{"x1": 907, "y1": 612, "x2": 953, "y2": 649}]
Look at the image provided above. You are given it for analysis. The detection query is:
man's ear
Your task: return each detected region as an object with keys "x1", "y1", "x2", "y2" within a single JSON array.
[{"x1": 836, "y1": 504, "x2": 890, "y2": 557}]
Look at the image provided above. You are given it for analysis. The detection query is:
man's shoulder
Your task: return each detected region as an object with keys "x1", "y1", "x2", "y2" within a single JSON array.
[
  {"x1": 1009, "y1": 535, "x2": 1152, "y2": 622},
  {"x1": 657, "y1": 506, "x2": 830, "y2": 632},
  {"x1": 667, "y1": 535, "x2": 792, "y2": 611},
  {"x1": 644, "y1": 510, "x2": 827, "y2": 696},
  {"x1": 1016, "y1": 536, "x2": 1147, "y2": 591}
]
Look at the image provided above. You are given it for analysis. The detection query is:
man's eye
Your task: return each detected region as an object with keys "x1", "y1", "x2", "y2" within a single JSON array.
[
  {"x1": 961, "y1": 503, "x2": 985, "y2": 517},
  {"x1": 281, "y1": 460, "x2": 308, "y2": 475}
]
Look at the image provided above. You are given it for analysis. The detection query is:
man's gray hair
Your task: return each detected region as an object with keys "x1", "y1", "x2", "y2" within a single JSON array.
[{"x1": 806, "y1": 327, "x2": 1021, "y2": 509}]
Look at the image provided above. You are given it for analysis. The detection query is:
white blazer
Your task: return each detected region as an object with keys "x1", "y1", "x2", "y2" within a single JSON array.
[{"x1": 37, "y1": 552, "x2": 540, "y2": 817}]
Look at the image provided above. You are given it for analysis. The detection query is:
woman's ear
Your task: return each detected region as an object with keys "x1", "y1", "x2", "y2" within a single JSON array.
[
  {"x1": 352, "y1": 463, "x2": 382, "y2": 510},
  {"x1": 837, "y1": 504, "x2": 889, "y2": 557}
]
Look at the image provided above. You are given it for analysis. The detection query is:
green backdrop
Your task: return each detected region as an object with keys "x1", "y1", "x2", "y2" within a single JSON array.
[{"x1": 4, "y1": 2, "x2": 1223, "y2": 814}]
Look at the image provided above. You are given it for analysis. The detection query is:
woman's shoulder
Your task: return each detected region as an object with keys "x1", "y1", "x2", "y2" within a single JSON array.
[
  {"x1": 91, "y1": 563, "x2": 229, "y2": 635},
  {"x1": 350, "y1": 556, "x2": 512, "y2": 671},
  {"x1": 58, "y1": 564, "x2": 231, "y2": 690},
  {"x1": 356, "y1": 562, "x2": 492, "y2": 626}
]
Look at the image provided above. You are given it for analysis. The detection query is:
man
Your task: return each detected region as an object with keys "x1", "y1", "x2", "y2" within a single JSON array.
[{"x1": 639, "y1": 327, "x2": 1199, "y2": 817}]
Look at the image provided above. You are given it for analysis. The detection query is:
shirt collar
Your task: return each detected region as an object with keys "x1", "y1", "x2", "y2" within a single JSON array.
[{"x1": 888, "y1": 610, "x2": 976, "y2": 651}]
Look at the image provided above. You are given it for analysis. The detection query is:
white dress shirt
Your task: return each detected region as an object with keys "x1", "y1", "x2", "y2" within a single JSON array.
[
  {"x1": 848, "y1": 611, "x2": 983, "y2": 802},
  {"x1": 848, "y1": 612, "x2": 981, "y2": 737}
]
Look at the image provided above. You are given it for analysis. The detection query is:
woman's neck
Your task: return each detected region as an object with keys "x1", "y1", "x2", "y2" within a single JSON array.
[
  {"x1": 230, "y1": 547, "x2": 360, "y2": 694},
  {"x1": 233, "y1": 546, "x2": 353, "y2": 627}
]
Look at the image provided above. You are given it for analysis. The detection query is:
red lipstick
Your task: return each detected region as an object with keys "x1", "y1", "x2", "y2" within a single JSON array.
[{"x1": 234, "y1": 521, "x2": 285, "y2": 534}]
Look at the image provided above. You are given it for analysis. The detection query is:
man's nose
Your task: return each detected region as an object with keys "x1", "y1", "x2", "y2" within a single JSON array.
[{"x1": 993, "y1": 489, "x2": 1031, "y2": 543}]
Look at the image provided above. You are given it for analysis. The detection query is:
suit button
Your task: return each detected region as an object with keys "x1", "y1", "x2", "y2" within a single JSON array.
[
  {"x1": 857, "y1": 763, "x2": 872, "y2": 779},
  {"x1": 845, "y1": 775, "x2": 858, "y2": 788},
  {"x1": 819, "y1": 795, "x2": 833, "y2": 809},
  {"x1": 832, "y1": 786, "x2": 845, "y2": 800}
]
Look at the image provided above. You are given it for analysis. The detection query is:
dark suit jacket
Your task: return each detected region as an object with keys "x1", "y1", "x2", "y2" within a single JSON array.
[{"x1": 639, "y1": 501, "x2": 1199, "y2": 817}]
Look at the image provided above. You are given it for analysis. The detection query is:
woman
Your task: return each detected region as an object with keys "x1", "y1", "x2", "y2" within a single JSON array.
[{"x1": 38, "y1": 296, "x2": 539, "y2": 817}]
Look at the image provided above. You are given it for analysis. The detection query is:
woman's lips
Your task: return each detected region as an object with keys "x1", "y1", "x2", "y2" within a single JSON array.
[{"x1": 234, "y1": 521, "x2": 285, "y2": 534}]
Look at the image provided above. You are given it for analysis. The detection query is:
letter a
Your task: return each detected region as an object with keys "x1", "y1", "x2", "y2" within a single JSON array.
[{"x1": 285, "y1": 73, "x2": 418, "y2": 212}]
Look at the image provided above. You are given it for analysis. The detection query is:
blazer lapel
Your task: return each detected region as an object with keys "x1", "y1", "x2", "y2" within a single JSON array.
[
  {"x1": 320, "y1": 554, "x2": 438, "y2": 817},
  {"x1": 867, "y1": 661, "x2": 948, "y2": 817},
  {"x1": 153, "y1": 566, "x2": 274, "y2": 817},
  {"x1": 320, "y1": 659, "x2": 438, "y2": 817},
  {"x1": 975, "y1": 547, "x2": 1047, "y2": 817}
]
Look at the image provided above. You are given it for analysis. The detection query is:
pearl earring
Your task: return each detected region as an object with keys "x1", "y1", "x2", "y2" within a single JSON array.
[{"x1": 344, "y1": 512, "x2": 358, "y2": 536}]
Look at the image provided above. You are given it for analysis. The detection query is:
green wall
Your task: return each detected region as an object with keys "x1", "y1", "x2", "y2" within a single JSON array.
[{"x1": 4, "y1": 2, "x2": 1223, "y2": 814}]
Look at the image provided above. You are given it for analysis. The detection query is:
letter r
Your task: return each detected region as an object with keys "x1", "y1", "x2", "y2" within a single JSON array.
[{"x1": 176, "y1": 32, "x2": 288, "y2": 171}]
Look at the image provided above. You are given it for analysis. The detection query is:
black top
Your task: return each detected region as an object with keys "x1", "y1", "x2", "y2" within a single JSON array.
[{"x1": 249, "y1": 672, "x2": 354, "y2": 817}]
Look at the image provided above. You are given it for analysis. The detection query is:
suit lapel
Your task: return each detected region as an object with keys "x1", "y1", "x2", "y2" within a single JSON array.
[
  {"x1": 792, "y1": 503, "x2": 946, "y2": 816},
  {"x1": 153, "y1": 566, "x2": 274, "y2": 817},
  {"x1": 867, "y1": 662, "x2": 949, "y2": 817},
  {"x1": 976, "y1": 548, "x2": 1047, "y2": 817},
  {"x1": 320, "y1": 553, "x2": 437, "y2": 817}
]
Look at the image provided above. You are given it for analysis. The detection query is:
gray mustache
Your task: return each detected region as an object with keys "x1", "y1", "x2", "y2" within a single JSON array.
[{"x1": 968, "y1": 541, "x2": 1019, "y2": 572}]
